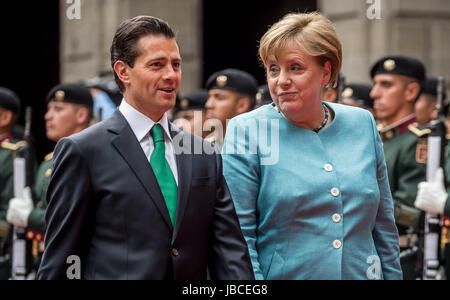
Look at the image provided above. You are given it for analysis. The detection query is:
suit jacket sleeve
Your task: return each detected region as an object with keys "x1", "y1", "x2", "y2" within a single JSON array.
[
  {"x1": 369, "y1": 113, "x2": 403, "y2": 280},
  {"x1": 221, "y1": 117, "x2": 262, "y2": 279},
  {"x1": 207, "y1": 147, "x2": 254, "y2": 280},
  {"x1": 37, "y1": 137, "x2": 94, "y2": 280}
]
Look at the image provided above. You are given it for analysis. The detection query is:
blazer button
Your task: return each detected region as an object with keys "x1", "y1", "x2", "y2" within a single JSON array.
[
  {"x1": 324, "y1": 164, "x2": 333, "y2": 172},
  {"x1": 332, "y1": 214, "x2": 341, "y2": 223},
  {"x1": 172, "y1": 248, "x2": 179, "y2": 256},
  {"x1": 333, "y1": 240, "x2": 342, "y2": 249},
  {"x1": 331, "y1": 188, "x2": 340, "y2": 197}
]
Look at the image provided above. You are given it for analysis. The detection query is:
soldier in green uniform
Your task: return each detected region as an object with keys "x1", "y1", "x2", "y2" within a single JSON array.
[
  {"x1": 370, "y1": 55, "x2": 427, "y2": 280},
  {"x1": 0, "y1": 87, "x2": 21, "y2": 280},
  {"x1": 340, "y1": 83, "x2": 375, "y2": 116},
  {"x1": 414, "y1": 77, "x2": 440, "y2": 127},
  {"x1": 414, "y1": 79, "x2": 450, "y2": 279},
  {"x1": 172, "y1": 89, "x2": 209, "y2": 138},
  {"x1": 204, "y1": 68, "x2": 258, "y2": 146},
  {"x1": 6, "y1": 84, "x2": 93, "y2": 275}
]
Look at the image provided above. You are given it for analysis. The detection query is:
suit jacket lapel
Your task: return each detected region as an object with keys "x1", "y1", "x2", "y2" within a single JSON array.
[
  {"x1": 170, "y1": 124, "x2": 192, "y2": 240},
  {"x1": 109, "y1": 111, "x2": 174, "y2": 232}
]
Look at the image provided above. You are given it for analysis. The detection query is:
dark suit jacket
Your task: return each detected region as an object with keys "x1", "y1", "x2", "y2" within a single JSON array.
[{"x1": 37, "y1": 110, "x2": 253, "y2": 280}]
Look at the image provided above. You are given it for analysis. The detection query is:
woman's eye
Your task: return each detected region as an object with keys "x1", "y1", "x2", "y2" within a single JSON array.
[
  {"x1": 268, "y1": 65, "x2": 280, "y2": 74},
  {"x1": 291, "y1": 64, "x2": 302, "y2": 71}
]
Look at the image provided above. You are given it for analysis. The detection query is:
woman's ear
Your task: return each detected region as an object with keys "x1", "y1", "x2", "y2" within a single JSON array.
[{"x1": 322, "y1": 61, "x2": 332, "y2": 86}]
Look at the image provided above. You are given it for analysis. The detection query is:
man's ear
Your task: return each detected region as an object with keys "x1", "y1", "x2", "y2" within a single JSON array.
[
  {"x1": 75, "y1": 107, "x2": 89, "y2": 125},
  {"x1": 0, "y1": 110, "x2": 13, "y2": 128},
  {"x1": 404, "y1": 82, "x2": 421, "y2": 103},
  {"x1": 236, "y1": 97, "x2": 251, "y2": 114},
  {"x1": 113, "y1": 60, "x2": 131, "y2": 88}
]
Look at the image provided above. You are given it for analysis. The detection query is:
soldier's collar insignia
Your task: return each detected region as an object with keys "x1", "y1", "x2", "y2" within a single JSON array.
[
  {"x1": 216, "y1": 75, "x2": 228, "y2": 87},
  {"x1": 55, "y1": 90, "x2": 65, "y2": 102},
  {"x1": 384, "y1": 59, "x2": 396, "y2": 71},
  {"x1": 342, "y1": 88, "x2": 353, "y2": 99}
]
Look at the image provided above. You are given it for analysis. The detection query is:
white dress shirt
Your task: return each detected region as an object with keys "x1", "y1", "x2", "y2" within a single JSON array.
[{"x1": 119, "y1": 99, "x2": 178, "y2": 185}]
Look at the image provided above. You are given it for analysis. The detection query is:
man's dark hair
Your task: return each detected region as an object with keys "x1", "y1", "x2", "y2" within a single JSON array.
[{"x1": 110, "y1": 16, "x2": 175, "y2": 92}]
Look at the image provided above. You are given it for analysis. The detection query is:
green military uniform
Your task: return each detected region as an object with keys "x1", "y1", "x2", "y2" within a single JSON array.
[
  {"x1": 27, "y1": 152, "x2": 52, "y2": 233},
  {"x1": 380, "y1": 117, "x2": 427, "y2": 280},
  {"x1": 380, "y1": 117, "x2": 428, "y2": 209},
  {"x1": 371, "y1": 55, "x2": 427, "y2": 280},
  {"x1": 24, "y1": 152, "x2": 53, "y2": 270},
  {"x1": 0, "y1": 137, "x2": 14, "y2": 280},
  {"x1": 442, "y1": 139, "x2": 450, "y2": 279}
]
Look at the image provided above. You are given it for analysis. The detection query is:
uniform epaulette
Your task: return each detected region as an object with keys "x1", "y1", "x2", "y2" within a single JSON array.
[
  {"x1": 408, "y1": 123, "x2": 431, "y2": 137},
  {"x1": 45, "y1": 152, "x2": 54, "y2": 161},
  {"x1": 0, "y1": 140, "x2": 26, "y2": 151}
]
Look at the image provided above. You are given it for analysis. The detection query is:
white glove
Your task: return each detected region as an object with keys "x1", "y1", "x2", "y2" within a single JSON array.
[
  {"x1": 6, "y1": 187, "x2": 33, "y2": 228},
  {"x1": 415, "y1": 168, "x2": 448, "y2": 215}
]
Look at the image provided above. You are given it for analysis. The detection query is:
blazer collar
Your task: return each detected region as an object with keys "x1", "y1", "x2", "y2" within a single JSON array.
[
  {"x1": 109, "y1": 110, "x2": 174, "y2": 232},
  {"x1": 108, "y1": 111, "x2": 194, "y2": 237}
]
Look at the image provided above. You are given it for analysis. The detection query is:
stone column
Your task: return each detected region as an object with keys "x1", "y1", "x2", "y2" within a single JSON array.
[{"x1": 319, "y1": 0, "x2": 450, "y2": 88}]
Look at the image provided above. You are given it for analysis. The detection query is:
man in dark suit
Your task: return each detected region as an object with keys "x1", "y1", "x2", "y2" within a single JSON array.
[{"x1": 37, "y1": 16, "x2": 253, "y2": 280}]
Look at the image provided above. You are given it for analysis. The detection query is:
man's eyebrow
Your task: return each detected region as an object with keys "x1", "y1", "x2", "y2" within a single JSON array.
[{"x1": 147, "y1": 57, "x2": 182, "y2": 62}]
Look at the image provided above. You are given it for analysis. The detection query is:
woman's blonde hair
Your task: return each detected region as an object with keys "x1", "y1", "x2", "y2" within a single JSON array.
[{"x1": 259, "y1": 12, "x2": 342, "y2": 88}]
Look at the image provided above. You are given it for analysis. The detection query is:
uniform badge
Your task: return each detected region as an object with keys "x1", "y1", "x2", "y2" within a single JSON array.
[
  {"x1": 45, "y1": 169, "x2": 52, "y2": 177},
  {"x1": 180, "y1": 99, "x2": 189, "y2": 109},
  {"x1": 383, "y1": 59, "x2": 396, "y2": 71},
  {"x1": 216, "y1": 75, "x2": 228, "y2": 87},
  {"x1": 342, "y1": 87, "x2": 353, "y2": 99},
  {"x1": 415, "y1": 138, "x2": 428, "y2": 164},
  {"x1": 55, "y1": 90, "x2": 65, "y2": 101},
  {"x1": 256, "y1": 92, "x2": 262, "y2": 105}
]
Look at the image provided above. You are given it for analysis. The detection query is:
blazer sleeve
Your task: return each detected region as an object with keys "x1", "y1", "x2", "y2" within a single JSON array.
[
  {"x1": 37, "y1": 137, "x2": 94, "y2": 280},
  {"x1": 368, "y1": 113, "x2": 403, "y2": 280},
  {"x1": 207, "y1": 148, "x2": 255, "y2": 280},
  {"x1": 221, "y1": 117, "x2": 263, "y2": 280}
]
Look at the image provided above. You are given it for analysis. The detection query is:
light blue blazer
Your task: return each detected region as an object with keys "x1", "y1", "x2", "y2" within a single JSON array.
[{"x1": 222, "y1": 102, "x2": 402, "y2": 280}]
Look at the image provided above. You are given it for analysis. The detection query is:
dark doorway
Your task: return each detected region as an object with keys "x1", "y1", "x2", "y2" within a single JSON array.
[
  {"x1": 203, "y1": 0, "x2": 317, "y2": 86},
  {"x1": 0, "y1": 1, "x2": 60, "y2": 161}
]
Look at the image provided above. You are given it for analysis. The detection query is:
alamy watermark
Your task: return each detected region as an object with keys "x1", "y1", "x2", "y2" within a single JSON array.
[
  {"x1": 367, "y1": 0, "x2": 382, "y2": 20},
  {"x1": 366, "y1": 255, "x2": 382, "y2": 280},
  {"x1": 172, "y1": 114, "x2": 280, "y2": 166},
  {"x1": 66, "y1": 0, "x2": 81, "y2": 20},
  {"x1": 66, "y1": 255, "x2": 81, "y2": 280}
]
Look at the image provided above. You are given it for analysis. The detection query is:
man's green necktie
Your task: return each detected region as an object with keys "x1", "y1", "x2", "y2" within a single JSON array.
[{"x1": 150, "y1": 124, "x2": 178, "y2": 225}]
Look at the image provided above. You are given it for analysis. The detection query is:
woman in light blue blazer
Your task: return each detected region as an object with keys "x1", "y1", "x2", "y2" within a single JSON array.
[{"x1": 222, "y1": 12, "x2": 402, "y2": 280}]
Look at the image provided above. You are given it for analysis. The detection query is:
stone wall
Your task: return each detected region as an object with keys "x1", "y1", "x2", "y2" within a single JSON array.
[{"x1": 319, "y1": 0, "x2": 450, "y2": 90}]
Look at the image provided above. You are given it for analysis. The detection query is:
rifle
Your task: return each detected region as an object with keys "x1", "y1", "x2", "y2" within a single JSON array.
[
  {"x1": 337, "y1": 74, "x2": 346, "y2": 104},
  {"x1": 422, "y1": 77, "x2": 446, "y2": 280},
  {"x1": 11, "y1": 107, "x2": 33, "y2": 280}
]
